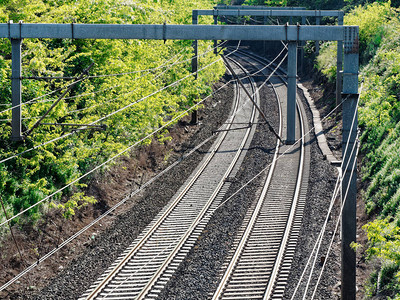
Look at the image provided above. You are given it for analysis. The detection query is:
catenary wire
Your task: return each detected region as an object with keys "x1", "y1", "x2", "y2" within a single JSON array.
[
  {"x1": 290, "y1": 175, "x2": 341, "y2": 300},
  {"x1": 0, "y1": 52, "x2": 187, "y2": 121},
  {"x1": 291, "y1": 88, "x2": 361, "y2": 299},
  {"x1": 310, "y1": 134, "x2": 360, "y2": 299},
  {"x1": 0, "y1": 78, "x2": 85, "y2": 115},
  {"x1": 304, "y1": 90, "x2": 361, "y2": 297},
  {"x1": 0, "y1": 43, "x2": 240, "y2": 166},
  {"x1": 0, "y1": 42, "x2": 243, "y2": 226},
  {"x1": 87, "y1": 40, "x2": 227, "y2": 79},
  {"x1": 0, "y1": 40, "x2": 227, "y2": 114},
  {"x1": 0, "y1": 71, "x2": 236, "y2": 292},
  {"x1": 64, "y1": 53, "x2": 187, "y2": 115}
]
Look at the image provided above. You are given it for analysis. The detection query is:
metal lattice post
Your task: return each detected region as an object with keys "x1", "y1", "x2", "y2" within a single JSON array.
[
  {"x1": 341, "y1": 26, "x2": 359, "y2": 300},
  {"x1": 11, "y1": 38, "x2": 23, "y2": 141},
  {"x1": 287, "y1": 41, "x2": 297, "y2": 144},
  {"x1": 300, "y1": 16, "x2": 306, "y2": 74},
  {"x1": 337, "y1": 12, "x2": 344, "y2": 109},
  {"x1": 315, "y1": 15, "x2": 321, "y2": 55},
  {"x1": 213, "y1": 14, "x2": 218, "y2": 55},
  {"x1": 191, "y1": 11, "x2": 199, "y2": 124},
  {"x1": 263, "y1": 16, "x2": 267, "y2": 55}
]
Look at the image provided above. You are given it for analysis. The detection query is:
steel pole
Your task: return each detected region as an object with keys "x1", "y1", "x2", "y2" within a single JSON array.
[
  {"x1": 213, "y1": 15, "x2": 218, "y2": 55},
  {"x1": 11, "y1": 38, "x2": 23, "y2": 141},
  {"x1": 315, "y1": 16, "x2": 320, "y2": 55},
  {"x1": 191, "y1": 11, "x2": 198, "y2": 124},
  {"x1": 300, "y1": 16, "x2": 306, "y2": 74},
  {"x1": 341, "y1": 26, "x2": 359, "y2": 300},
  {"x1": 287, "y1": 41, "x2": 297, "y2": 144},
  {"x1": 336, "y1": 12, "x2": 344, "y2": 109}
]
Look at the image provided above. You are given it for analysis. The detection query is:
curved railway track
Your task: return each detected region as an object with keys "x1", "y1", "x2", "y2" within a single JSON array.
[
  {"x1": 211, "y1": 49, "x2": 310, "y2": 300},
  {"x1": 80, "y1": 50, "x2": 261, "y2": 300},
  {"x1": 80, "y1": 47, "x2": 311, "y2": 300}
]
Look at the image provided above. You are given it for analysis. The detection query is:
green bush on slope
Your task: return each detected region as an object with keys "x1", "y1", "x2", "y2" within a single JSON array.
[
  {"x1": 0, "y1": 0, "x2": 225, "y2": 226},
  {"x1": 317, "y1": 2, "x2": 400, "y2": 297}
]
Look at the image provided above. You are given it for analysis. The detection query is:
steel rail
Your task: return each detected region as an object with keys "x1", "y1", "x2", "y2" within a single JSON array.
[
  {"x1": 212, "y1": 55, "x2": 283, "y2": 299},
  {"x1": 211, "y1": 49, "x2": 309, "y2": 300},
  {"x1": 134, "y1": 56, "x2": 259, "y2": 300},
  {"x1": 238, "y1": 49, "x2": 310, "y2": 299},
  {"x1": 83, "y1": 82, "x2": 241, "y2": 299},
  {"x1": 81, "y1": 56, "x2": 258, "y2": 299}
]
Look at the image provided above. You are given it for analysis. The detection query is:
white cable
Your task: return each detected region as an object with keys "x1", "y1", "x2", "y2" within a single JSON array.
[
  {"x1": 299, "y1": 92, "x2": 361, "y2": 298},
  {"x1": 291, "y1": 87, "x2": 361, "y2": 298},
  {"x1": 64, "y1": 54, "x2": 185, "y2": 115},
  {"x1": 0, "y1": 41, "x2": 227, "y2": 114},
  {"x1": 290, "y1": 175, "x2": 341, "y2": 300},
  {"x1": 0, "y1": 49, "x2": 233, "y2": 165},
  {"x1": 87, "y1": 41, "x2": 226, "y2": 79},
  {"x1": 0, "y1": 75, "x2": 235, "y2": 293},
  {"x1": 0, "y1": 78, "x2": 85, "y2": 115},
  {"x1": 0, "y1": 46, "x2": 242, "y2": 226},
  {"x1": 310, "y1": 135, "x2": 360, "y2": 299}
]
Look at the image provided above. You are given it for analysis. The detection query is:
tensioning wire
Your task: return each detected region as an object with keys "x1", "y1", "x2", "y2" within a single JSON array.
[
  {"x1": 0, "y1": 74, "x2": 236, "y2": 293},
  {"x1": 0, "y1": 44, "x2": 238, "y2": 166},
  {"x1": 0, "y1": 42, "x2": 243, "y2": 226}
]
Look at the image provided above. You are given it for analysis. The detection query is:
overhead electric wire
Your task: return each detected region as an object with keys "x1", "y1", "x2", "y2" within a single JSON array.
[
  {"x1": 291, "y1": 88, "x2": 362, "y2": 299},
  {"x1": 0, "y1": 69, "x2": 236, "y2": 293},
  {"x1": 308, "y1": 91, "x2": 361, "y2": 299},
  {"x1": 87, "y1": 41, "x2": 227, "y2": 79},
  {"x1": 57, "y1": 41, "x2": 227, "y2": 115},
  {"x1": 0, "y1": 78, "x2": 85, "y2": 115},
  {"x1": 310, "y1": 137, "x2": 360, "y2": 299},
  {"x1": 0, "y1": 41, "x2": 243, "y2": 226},
  {"x1": 290, "y1": 175, "x2": 341, "y2": 300},
  {"x1": 0, "y1": 40, "x2": 227, "y2": 115},
  {"x1": 64, "y1": 53, "x2": 186, "y2": 115},
  {"x1": 0, "y1": 44, "x2": 238, "y2": 166}
]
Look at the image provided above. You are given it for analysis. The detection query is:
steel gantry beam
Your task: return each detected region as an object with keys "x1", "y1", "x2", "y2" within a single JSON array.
[
  {"x1": 1, "y1": 23, "x2": 346, "y2": 40},
  {"x1": 2, "y1": 20, "x2": 359, "y2": 299}
]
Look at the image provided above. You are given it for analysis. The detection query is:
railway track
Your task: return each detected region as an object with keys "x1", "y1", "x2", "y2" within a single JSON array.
[
  {"x1": 80, "y1": 48, "x2": 310, "y2": 300},
  {"x1": 79, "y1": 50, "x2": 261, "y2": 300},
  {"x1": 211, "y1": 49, "x2": 310, "y2": 300}
]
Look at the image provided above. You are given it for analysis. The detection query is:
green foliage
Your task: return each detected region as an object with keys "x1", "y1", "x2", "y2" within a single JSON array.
[
  {"x1": 286, "y1": 0, "x2": 344, "y2": 10},
  {"x1": 0, "y1": 0, "x2": 225, "y2": 225},
  {"x1": 316, "y1": 2, "x2": 395, "y2": 80},
  {"x1": 50, "y1": 192, "x2": 97, "y2": 219},
  {"x1": 316, "y1": 42, "x2": 337, "y2": 83},
  {"x1": 363, "y1": 219, "x2": 400, "y2": 297},
  {"x1": 313, "y1": 2, "x2": 400, "y2": 297}
]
